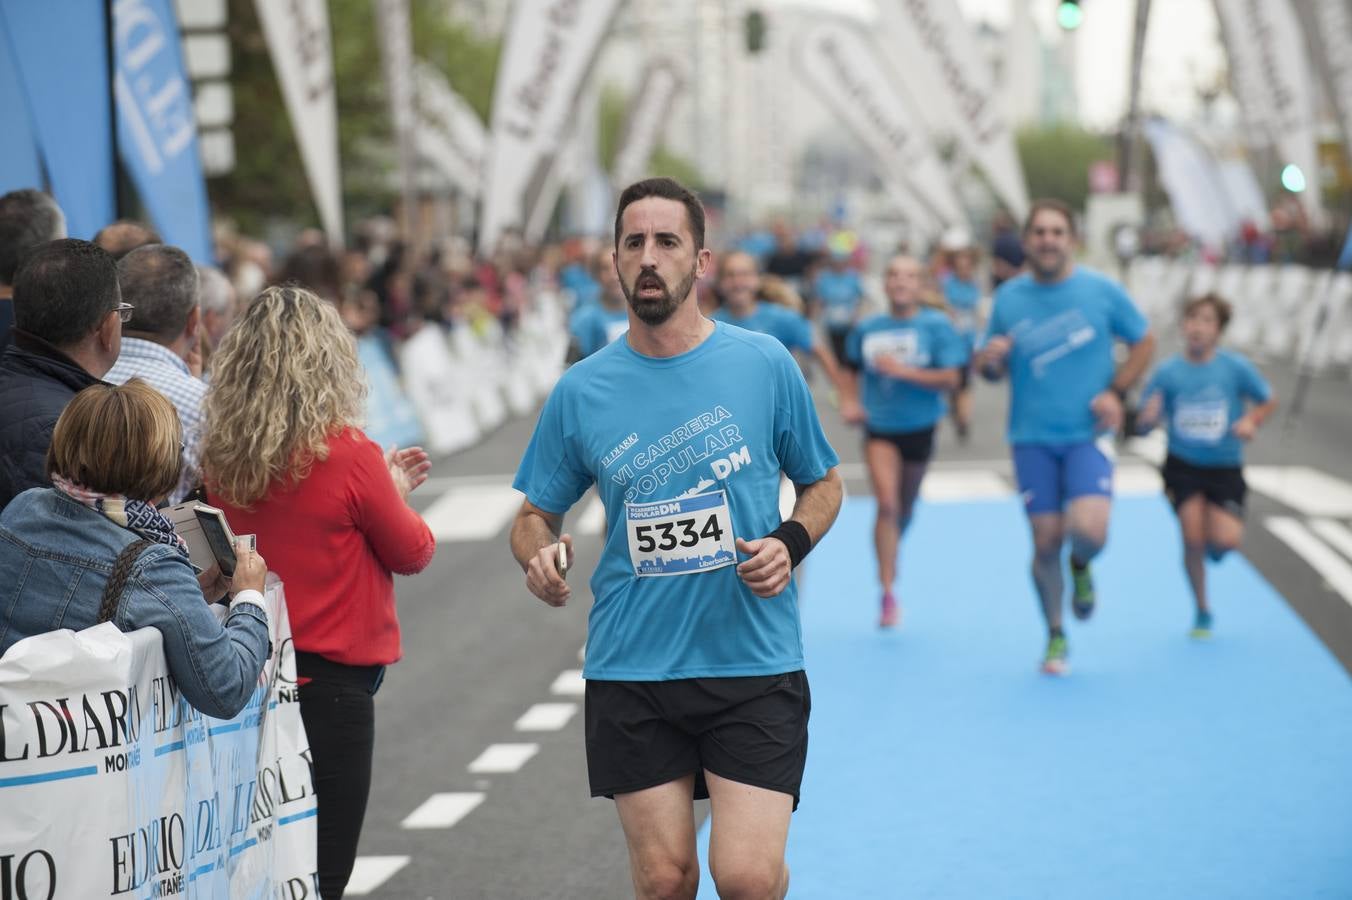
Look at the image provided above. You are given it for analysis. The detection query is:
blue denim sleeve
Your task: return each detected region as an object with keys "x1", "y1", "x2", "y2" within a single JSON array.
[{"x1": 124, "y1": 548, "x2": 270, "y2": 720}]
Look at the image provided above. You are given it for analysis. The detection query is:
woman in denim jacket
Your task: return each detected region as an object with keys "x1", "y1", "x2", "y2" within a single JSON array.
[{"x1": 0, "y1": 380, "x2": 270, "y2": 719}]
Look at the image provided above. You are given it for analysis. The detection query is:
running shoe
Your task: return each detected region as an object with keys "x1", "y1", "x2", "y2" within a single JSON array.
[
  {"x1": 1040, "y1": 634, "x2": 1069, "y2": 676},
  {"x1": 880, "y1": 591, "x2": 899, "y2": 628},
  {"x1": 1190, "y1": 609, "x2": 1213, "y2": 640},
  {"x1": 1070, "y1": 562, "x2": 1096, "y2": 621}
]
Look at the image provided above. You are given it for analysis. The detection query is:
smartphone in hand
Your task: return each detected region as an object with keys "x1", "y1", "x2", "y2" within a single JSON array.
[{"x1": 556, "y1": 541, "x2": 569, "y2": 578}]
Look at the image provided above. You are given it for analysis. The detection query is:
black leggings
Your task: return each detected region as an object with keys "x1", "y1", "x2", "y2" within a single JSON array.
[{"x1": 297, "y1": 653, "x2": 385, "y2": 900}]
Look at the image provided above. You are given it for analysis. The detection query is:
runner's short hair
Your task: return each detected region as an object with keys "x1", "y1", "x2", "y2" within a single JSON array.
[
  {"x1": 1182, "y1": 293, "x2": 1232, "y2": 331},
  {"x1": 1022, "y1": 198, "x2": 1077, "y2": 237},
  {"x1": 614, "y1": 178, "x2": 706, "y2": 250}
]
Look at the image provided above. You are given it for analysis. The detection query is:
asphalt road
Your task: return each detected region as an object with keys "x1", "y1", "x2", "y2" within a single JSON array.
[{"x1": 345, "y1": 351, "x2": 1351, "y2": 899}]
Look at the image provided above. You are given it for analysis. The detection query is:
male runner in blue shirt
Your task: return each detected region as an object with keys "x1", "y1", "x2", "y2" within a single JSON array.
[
  {"x1": 976, "y1": 199, "x2": 1155, "y2": 675},
  {"x1": 511, "y1": 178, "x2": 843, "y2": 900}
]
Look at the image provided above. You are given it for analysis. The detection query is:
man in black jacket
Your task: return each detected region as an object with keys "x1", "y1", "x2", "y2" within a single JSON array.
[{"x1": 0, "y1": 239, "x2": 125, "y2": 510}]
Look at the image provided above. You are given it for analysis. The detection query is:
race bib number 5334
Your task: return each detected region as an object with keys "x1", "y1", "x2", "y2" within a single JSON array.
[{"x1": 625, "y1": 490, "x2": 738, "y2": 577}]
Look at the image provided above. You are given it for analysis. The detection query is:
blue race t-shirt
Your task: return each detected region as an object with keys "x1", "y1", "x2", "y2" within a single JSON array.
[
  {"x1": 984, "y1": 268, "x2": 1149, "y2": 445},
  {"x1": 513, "y1": 321, "x2": 839, "y2": 681},
  {"x1": 713, "y1": 302, "x2": 814, "y2": 354},
  {"x1": 812, "y1": 269, "x2": 865, "y2": 330},
  {"x1": 846, "y1": 309, "x2": 969, "y2": 434},
  {"x1": 574, "y1": 306, "x2": 630, "y2": 358},
  {"x1": 941, "y1": 273, "x2": 982, "y2": 346},
  {"x1": 1143, "y1": 350, "x2": 1271, "y2": 467}
]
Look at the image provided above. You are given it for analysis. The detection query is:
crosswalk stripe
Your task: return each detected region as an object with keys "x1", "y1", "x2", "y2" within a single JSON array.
[
  {"x1": 401, "y1": 792, "x2": 485, "y2": 829},
  {"x1": 550, "y1": 669, "x2": 586, "y2": 696},
  {"x1": 468, "y1": 743, "x2": 540, "y2": 774},
  {"x1": 345, "y1": 856, "x2": 410, "y2": 894},
  {"x1": 1308, "y1": 519, "x2": 1352, "y2": 562},
  {"x1": 1114, "y1": 464, "x2": 1164, "y2": 496},
  {"x1": 1266, "y1": 517, "x2": 1352, "y2": 607},
  {"x1": 515, "y1": 702, "x2": 579, "y2": 731},
  {"x1": 919, "y1": 470, "x2": 1011, "y2": 501},
  {"x1": 1247, "y1": 467, "x2": 1352, "y2": 517},
  {"x1": 422, "y1": 484, "x2": 522, "y2": 541}
]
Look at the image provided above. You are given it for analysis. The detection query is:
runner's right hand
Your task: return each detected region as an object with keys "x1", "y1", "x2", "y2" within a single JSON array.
[
  {"x1": 979, "y1": 335, "x2": 1012, "y2": 368},
  {"x1": 526, "y1": 534, "x2": 573, "y2": 608},
  {"x1": 1136, "y1": 392, "x2": 1163, "y2": 431}
]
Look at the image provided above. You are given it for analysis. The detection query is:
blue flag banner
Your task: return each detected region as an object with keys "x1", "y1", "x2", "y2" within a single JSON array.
[
  {"x1": 1338, "y1": 225, "x2": 1352, "y2": 271},
  {"x1": 114, "y1": 0, "x2": 213, "y2": 262},
  {"x1": 0, "y1": 2, "x2": 114, "y2": 237}
]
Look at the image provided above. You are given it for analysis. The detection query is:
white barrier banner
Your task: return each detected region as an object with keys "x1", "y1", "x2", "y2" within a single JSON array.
[
  {"x1": 0, "y1": 578, "x2": 316, "y2": 898},
  {"x1": 414, "y1": 60, "x2": 487, "y2": 198},
  {"x1": 254, "y1": 0, "x2": 344, "y2": 245},
  {"x1": 876, "y1": 0, "x2": 1029, "y2": 219},
  {"x1": 478, "y1": 0, "x2": 623, "y2": 254},
  {"x1": 795, "y1": 20, "x2": 967, "y2": 229},
  {"x1": 1213, "y1": 0, "x2": 1324, "y2": 226}
]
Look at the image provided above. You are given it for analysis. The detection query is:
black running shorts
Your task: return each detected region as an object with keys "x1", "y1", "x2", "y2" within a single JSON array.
[
  {"x1": 584, "y1": 671, "x2": 811, "y2": 810},
  {"x1": 865, "y1": 426, "x2": 936, "y2": 464},
  {"x1": 1162, "y1": 454, "x2": 1247, "y2": 518},
  {"x1": 827, "y1": 327, "x2": 855, "y2": 371}
]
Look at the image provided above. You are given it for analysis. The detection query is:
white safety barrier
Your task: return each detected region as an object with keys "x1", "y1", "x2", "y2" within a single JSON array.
[
  {"x1": 1126, "y1": 257, "x2": 1352, "y2": 376},
  {"x1": 0, "y1": 578, "x2": 317, "y2": 899}
]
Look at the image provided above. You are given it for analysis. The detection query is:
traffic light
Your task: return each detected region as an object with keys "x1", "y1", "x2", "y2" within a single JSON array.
[
  {"x1": 745, "y1": 9, "x2": 767, "y2": 54},
  {"x1": 1057, "y1": 0, "x2": 1083, "y2": 30},
  {"x1": 1280, "y1": 164, "x2": 1307, "y2": 193}
]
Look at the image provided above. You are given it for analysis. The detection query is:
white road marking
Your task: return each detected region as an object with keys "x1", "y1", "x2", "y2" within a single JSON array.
[
  {"x1": 422, "y1": 484, "x2": 523, "y2": 541},
  {"x1": 345, "y1": 856, "x2": 411, "y2": 894},
  {"x1": 550, "y1": 669, "x2": 586, "y2": 696},
  {"x1": 1266, "y1": 517, "x2": 1352, "y2": 607},
  {"x1": 401, "y1": 792, "x2": 486, "y2": 829},
  {"x1": 1247, "y1": 467, "x2": 1352, "y2": 517},
  {"x1": 515, "y1": 702, "x2": 579, "y2": 731},
  {"x1": 919, "y1": 470, "x2": 1012, "y2": 501},
  {"x1": 1125, "y1": 430, "x2": 1167, "y2": 465},
  {"x1": 468, "y1": 743, "x2": 540, "y2": 774},
  {"x1": 779, "y1": 479, "x2": 797, "y2": 519},
  {"x1": 1309, "y1": 519, "x2": 1352, "y2": 563},
  {"x1": 1114, "y1": 464, "x2": 1163, "y2": 496},
  {"x1": 576, "y1": 494, "x2": 606, "y2": 535}
]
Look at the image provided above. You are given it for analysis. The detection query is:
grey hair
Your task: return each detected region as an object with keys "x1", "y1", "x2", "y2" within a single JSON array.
[
  {"x1": 0, "y1": 189, "x2": 66, "y2": 285},
  {"x1": 196, "y1": 265, "x2": 235, "y2": 315}
]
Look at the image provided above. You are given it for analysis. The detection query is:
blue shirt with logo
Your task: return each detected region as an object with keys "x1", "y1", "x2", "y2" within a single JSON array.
[
  {"x1": 985, "y1": 268, "x2": 1149, "y2": 445},
  {"x1": 846, "y1": 309, "x2": 969, "y2": 434},
  {"x1": 713, "y1": 302, "x2": 814, "y2": 354},
  {"x1": 513, "y1": 322, "x2": 839, "y2": 681},
  {"x1": 1143, "y1": 350, "x2": 1271, "y2": 467},
  {"x1": 812, "y1": 269, "x2": 865, "y2": 330}
]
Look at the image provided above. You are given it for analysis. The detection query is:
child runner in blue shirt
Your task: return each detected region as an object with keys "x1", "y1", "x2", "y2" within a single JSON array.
[
  {"x1": 1136, "y1": 293, "x2": 1277, "y2": 638},
  {"x1": 844, "y1": 255, "x2": 968, "y2": 627}
]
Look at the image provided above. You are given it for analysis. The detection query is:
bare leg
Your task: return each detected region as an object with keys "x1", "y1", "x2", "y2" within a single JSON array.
[
  {"x1": 1065, "y1": 495, "x2": 1111, "y2": 566},
  {"x1": 1029, "y1": 513, "x2": 1066, "y2": 633},
  {"x1": 865, "y1": 438, "x2": 903, "y2": 594},
  {"x1": 705, "y1": 771, "x2": 793, "y2": 900},
  {"x1": 1175, "y1": 495, "x2": 1209, "y2": 614},
  {"x1": 1205, "y1": 504, "x2": 1245, "y2": 563},
  {"x1": 613, "y1": 775, "x2": 700, "y2": 900},
  {"x1": 898, "y1": 459, "x2": 928, "y2": 536}
]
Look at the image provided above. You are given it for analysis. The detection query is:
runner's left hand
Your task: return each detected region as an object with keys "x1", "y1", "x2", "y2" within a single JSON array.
[
  {"x1": 1090, "y1": 390, "x2": 1123, "y2": 431},
  {"x1": 1231, "y1": 415, "x2": 1257, "y2": 441},
  {"x1": 735, "y1": 536, "x2": 792, "y2": 598}
]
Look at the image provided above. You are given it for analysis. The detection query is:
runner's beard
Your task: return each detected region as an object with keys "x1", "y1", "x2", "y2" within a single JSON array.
[{"x1": 622, "y1": 265, "x2": 697, "y2": 326}]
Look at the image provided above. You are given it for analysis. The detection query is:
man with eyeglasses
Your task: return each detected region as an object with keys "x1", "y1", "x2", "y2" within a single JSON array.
[
  {"x1": 0, "y1": 239, "x2": 127, "y2": 510},
  {"x1": 976, "y1": 199, "x2": 1155, "y2": 676}
]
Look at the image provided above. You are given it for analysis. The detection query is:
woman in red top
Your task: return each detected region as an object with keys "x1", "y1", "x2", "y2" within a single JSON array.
[{"x1": 201, "y1": 286, "x2": 434, "y2": 899}]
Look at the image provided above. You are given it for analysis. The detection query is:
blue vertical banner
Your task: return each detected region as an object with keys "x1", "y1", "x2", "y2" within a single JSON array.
[
  {"x1": 0, "y1": 32, "x2": 44, "y2": 195},
  {"x1": 0, "y1": 1, "x2": 114, "y2": 238},
  {"x1": 1339, "y1": 225, "x2": 1352, "y2": 271},
  {"x1": 113, "y1": 0, "x2": 213, "y2": 262}
]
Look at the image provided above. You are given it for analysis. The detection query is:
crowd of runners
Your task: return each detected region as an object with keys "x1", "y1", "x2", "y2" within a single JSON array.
[{"x1": 513, "y1": 177, "x2": 1278, "y2": 899}]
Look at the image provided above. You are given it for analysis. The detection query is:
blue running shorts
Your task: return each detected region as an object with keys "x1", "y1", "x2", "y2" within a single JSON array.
[{"x1": 1012, "y1": 440, "x2": 1114, "y2": 515}]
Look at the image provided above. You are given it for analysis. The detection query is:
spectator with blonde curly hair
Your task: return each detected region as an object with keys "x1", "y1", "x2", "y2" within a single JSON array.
[{"x1": 201, "y1": 285, "x2": 435, "y2": 900}]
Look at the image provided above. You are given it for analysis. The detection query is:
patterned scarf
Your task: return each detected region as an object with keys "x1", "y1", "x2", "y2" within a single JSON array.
[{"x1": 52, "y1": 475, "x2": 188, "y2": 555}]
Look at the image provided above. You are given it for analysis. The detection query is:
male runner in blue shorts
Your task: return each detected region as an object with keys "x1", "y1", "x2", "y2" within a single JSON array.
[
  {"x1": 510, "y1": 177, "x2": 843, "y2": 899},
  {"x1": 976, "y1": 199, "x2": 1155, "y2": 675}
]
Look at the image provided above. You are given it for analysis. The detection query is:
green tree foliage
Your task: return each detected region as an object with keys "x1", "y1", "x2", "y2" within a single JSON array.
[
  {"x1": 1016, "y1": 125, "x2": 1114, "y2": 214},
  {"x1": 211, "y1": 0, "x2": 498, "y2": 237}
]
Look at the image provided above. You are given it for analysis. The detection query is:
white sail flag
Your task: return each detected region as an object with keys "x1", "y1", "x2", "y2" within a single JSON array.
[
  {"x1": 374, "y1": 0, "x2": 416, "y2": 232},
  {"x1": 795, "y1": 20, "x2": 967, "y2": 229},
  {"x1": 253, "y1": 0, "x2": 344, "y2": 243},
  {"x1": 611, "y1": 60, "x2": 683, "y2": 189},
  {"x1": 1293, "y1": 0, "x2": 1352, "y2": 167},
  {"x1": 876, "y1": 0, "x2": 1028, "y2": 219},
  {"x1": 1213, "y1": 0, "x2": 1324, "y2": 226},
  {"x1": 478, "y1": 0, "x2": 624, "y2": 254},
  {"x1": 414, "y1": 61, "x2": 487, "y2": 198}
]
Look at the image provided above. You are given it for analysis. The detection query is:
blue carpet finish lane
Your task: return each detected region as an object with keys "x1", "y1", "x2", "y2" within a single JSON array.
[{"x1": 696, "y1": 495, "x2": 1352, "y2": 898}]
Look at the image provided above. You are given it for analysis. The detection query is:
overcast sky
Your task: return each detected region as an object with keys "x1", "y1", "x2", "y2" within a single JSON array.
[{"x1": 774, "y1": 0, "x2": 1228, "y2": 128}]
